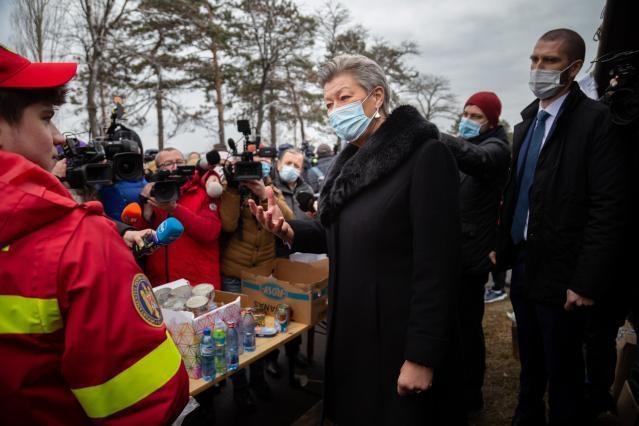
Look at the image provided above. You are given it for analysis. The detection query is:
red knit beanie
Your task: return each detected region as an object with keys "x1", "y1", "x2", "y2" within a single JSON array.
[{"x1": 464, "y1": 92, "x2": 502, "y2": 127}]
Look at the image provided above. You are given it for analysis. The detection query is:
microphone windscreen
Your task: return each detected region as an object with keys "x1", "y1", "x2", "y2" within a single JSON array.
[
  {"x1": 205, "y1": 150, "x2": 220, "y2": 166},
  {"x1": 121, "y1": 202, "x2": 142, "y2": 225},
  {"x1": 296, "y1": 192, "x2": 316, "y2": 212},
  {"x1": 198, "y1": 150, "x2": 221, "y2": 170},
  {"x1": 155, "y1": 217, "x2": 184, "y2": 245},
  {"x1": 227, "y1": 138, "x2": 236, "y2": 152}
]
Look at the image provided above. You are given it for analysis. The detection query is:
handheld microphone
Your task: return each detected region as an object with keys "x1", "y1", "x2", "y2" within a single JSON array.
[
  {"x1": 296, "y1": 192, "x2": 317, "y2": 213},
  {"x1": 121, "y1": 202, "x2": 142, "y2": 226},
  {"x1": 133, "y1": 217, "x2": 184, "y2": 257}
]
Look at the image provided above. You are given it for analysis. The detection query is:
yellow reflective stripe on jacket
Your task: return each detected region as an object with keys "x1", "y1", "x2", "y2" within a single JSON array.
[
  {"x1": 0, "y1": 295, "x2": 63, "y2": 334},
  {"x1": 71, "y1": 332, "x2": 182, "y2": 419}
]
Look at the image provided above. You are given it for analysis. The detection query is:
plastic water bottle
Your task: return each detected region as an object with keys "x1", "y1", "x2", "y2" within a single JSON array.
[
  {"x1": 226, "y1": 321, "x2": 239, "y2": 371},
  {"x1": 242, "y1": 312, "x2": 256, "y2": 352},
  {"x1": 200, "y1": 328, "x2": 216, "y2": 381},
  {"x1": 213, "y1": 325, "x2": 226, "y2": 375}
]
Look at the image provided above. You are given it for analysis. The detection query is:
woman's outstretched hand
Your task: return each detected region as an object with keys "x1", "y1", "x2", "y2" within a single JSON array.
[{"x1": 248, "y1": 186, "x2": 295, "y2": 245}]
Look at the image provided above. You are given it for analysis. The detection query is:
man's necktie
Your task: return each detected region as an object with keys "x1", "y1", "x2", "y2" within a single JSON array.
[{"x1": 510, "y1": 110, "x2": 551, "y2": 244}]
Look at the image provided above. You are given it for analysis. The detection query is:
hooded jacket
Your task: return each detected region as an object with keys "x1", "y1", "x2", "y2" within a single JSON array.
[
  {"x1": 0, "y1": 151, "x2": 188, "y2": 424},
  {"x1": 145, "y1": 170, "x2": 222, "y2": 288}
]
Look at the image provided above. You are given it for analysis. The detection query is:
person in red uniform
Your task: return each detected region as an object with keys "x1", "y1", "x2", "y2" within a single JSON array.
[
  {"x1": 0, "y1": 45, "x2": 189, "y2": 424},
  {"x1": 141, "y1": 147, "x2": 223, "y2": 288}
]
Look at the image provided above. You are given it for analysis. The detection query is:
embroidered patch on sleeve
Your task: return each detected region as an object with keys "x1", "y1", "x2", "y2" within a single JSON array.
[{"x1": 131, "y1": 274, "x2": 163, "y2": 327}]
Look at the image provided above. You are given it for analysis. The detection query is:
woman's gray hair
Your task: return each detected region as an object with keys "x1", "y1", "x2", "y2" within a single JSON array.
[{"x1": 318, "y1": 54, "x2": 391, "y2": 116}]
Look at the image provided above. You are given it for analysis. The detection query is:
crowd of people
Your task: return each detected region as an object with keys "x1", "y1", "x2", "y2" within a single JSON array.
[{"x1": 0, "y1": 24, "x2": 637, "y2": 426}]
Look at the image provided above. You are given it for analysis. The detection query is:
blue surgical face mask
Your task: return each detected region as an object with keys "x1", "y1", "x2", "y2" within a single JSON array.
[
  {"x1": 458, "y1": 118, "x2": 483, "y2": 139},
  {"x1": 279, "y1": 165, "x2": 300, "y2": 183},
  {"x1": 328, "y1": 92, "x2": 379, "y2": 142},
  {"x1": 261, "y1": 162, "x2": 271, "y2": 178}
]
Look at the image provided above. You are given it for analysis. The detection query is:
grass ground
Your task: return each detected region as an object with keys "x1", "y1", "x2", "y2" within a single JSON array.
[{"x1": 470, "y1": 298, "x2": 519, "y2": 425}]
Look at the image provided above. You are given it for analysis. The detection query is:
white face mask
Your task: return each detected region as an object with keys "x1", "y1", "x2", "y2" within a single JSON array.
[
  {"x1": 206, "y1": 179, "x2": 224, "y2": 198},
  {"x1": 529, "y1": 61, "x2": 579, "y2": 100}
]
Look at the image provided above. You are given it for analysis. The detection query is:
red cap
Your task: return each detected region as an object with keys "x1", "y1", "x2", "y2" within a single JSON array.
[
  {"x1": 0, "y1": 45, "x2": 77, "y2": 89},
  {"x1": 464, "y1": 91, "x2": 502, "y2": 127}
]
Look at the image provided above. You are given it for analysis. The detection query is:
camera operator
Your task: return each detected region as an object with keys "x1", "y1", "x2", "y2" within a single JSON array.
[
  {"x1": 97, "y1": 127, "x2": 148, "y2": 223},
  {"x1": 141, "y1": 147, "x2": 222, "y2": 288},
  {"x1": 440, "y1": 91, "x2": 510, "y2": 415},
  {"x1": 51, "y1": 152, "x2": 156, "y2": 251},
  {"x1": 218, "y1": 159, "x2": 294, "y2": 411}
]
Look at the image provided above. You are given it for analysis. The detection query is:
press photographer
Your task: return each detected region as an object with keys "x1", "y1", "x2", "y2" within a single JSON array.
[
  {"x1": 141, "y1": 147, "x2": 223, "y2": 287},
  {"x1": 97, "y1": 104, "x2": 148, "y2": 222},
  {"x1": 218, "y1": 120, "x2": 295, "y2": 411}
]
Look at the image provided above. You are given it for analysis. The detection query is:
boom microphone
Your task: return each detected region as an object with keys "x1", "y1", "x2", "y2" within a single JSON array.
[
  {"x1": 121, "y1": 202, "x2": 142, "y2": 226},
  {"x1": 133, "y1": 217, "x2": 184, "y2": 257}
]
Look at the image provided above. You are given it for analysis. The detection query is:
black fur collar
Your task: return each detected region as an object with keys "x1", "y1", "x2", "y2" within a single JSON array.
[{"x1": 318, "y1": 105, "x2": 439, "y2": 226}]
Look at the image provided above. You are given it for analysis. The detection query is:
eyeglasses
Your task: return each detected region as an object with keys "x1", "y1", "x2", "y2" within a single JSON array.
[{"x1": 159, "y1": 159, "x2": 185, "y2": 169}]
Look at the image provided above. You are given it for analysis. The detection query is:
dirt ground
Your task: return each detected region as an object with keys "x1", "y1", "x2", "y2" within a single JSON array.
[{"x1": 470, "y1": 298, "x2": 519, "y2": 426}]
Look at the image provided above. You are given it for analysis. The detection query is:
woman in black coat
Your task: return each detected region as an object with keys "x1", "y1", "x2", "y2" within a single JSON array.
[{"x1": 249, "y1": 54, "x2": 464, "y2": 425}]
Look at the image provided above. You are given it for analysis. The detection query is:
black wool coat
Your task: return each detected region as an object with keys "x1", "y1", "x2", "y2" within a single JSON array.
[
  {"x1": 441, "y1": 127, "x2": 511, "y2": 275},
  {"x1": 289, "y1": 105, "x2": 464, "y2": 425},
  {"x1": 496, "y1": 83, "x2": 627, "y2": 305}
]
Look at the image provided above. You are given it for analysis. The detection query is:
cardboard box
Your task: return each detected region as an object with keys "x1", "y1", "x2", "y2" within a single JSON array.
[
  {"x1": 241, "y1": 258, "x2": 328, "y2": 325},
  {"x1": 613, "y1": 324, "x2": 638, "y2": 401},
  {"x1": 153, "y1": 279, "x2": 247, "y2": 379},
  {"x1": 617, "y1": 381, "x2": 639, "y2": 426}
]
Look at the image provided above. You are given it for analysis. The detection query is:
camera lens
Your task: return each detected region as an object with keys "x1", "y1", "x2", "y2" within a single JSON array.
[
  {"x1": 152, "y1": 181, "x2": 180, "y2": 203},
  {"x1": 113, "y1": 153, "x2": 143, "y2": 181}
]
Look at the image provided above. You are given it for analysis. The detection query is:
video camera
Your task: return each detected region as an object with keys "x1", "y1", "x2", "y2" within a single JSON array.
[
  {"x1": 595, "y1": 49, "x2": 639, "y2": 126},
  {"x1": 147, "y1": 165, "x2": 196, "y2": 203},
  {"x1": 62, "y1": 136, "x2": 113, "y2": 189},
  {"x1": 61, "y1": 99, "x2": 145, "y2": 188},
  {"x1": 224, "y1": 119, "x2": 277, "y2": 182}
]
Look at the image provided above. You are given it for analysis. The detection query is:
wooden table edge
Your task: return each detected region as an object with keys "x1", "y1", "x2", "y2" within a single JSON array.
[{"x1": 189, "y1": 321, "x2": 311, "y2": 395}]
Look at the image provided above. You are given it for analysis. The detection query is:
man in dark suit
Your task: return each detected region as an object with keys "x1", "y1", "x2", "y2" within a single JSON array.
[{"x1": 495, "y1": 29, "x2": 626, "y2": 426}]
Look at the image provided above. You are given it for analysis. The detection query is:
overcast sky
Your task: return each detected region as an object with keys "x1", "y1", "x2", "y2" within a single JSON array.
[{"x1": 0, "y1": 0, "x2": 606, "y2": 153}]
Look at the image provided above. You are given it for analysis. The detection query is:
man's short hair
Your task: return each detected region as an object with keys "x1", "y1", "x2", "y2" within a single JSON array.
[
  {"x1": 0, "y1": 86, "x2": 67, "y2": 125},
  {"x1": 155, "y1": 147, "x2": 184, "y2": 167},
  {"x1": 278, "y1": 148, "x2": 304, "y2": 161},
  {"x1": 539, "y1": 29, "x2": 586, "y2": 63}
]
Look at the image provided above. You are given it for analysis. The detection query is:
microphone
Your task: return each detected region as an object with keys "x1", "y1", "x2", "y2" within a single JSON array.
[
  {"x1": 227, "y1": 138, "x2": 237, "y2": 153},
  {"x1": 197, "y1": 150, "x2": 221, "y2": 171},
  {"x1": 296, "y1": 192, "x2": 317, "y2": 213},
  {"x1": 133, "y1": 217, "x2": 184, "y2": 257},
  {"x1": 121, "y1": 202, "x2": 142, "y2": 226}
]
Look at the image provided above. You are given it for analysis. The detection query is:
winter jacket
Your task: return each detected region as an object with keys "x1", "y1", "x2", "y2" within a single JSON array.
[
  {"x1": 145, "y1": 170, "x2": 222, "y2": 288},
  {"x1": 0, "y1": 151, "x2": 188, "y2": 424},
  {"x1": 219, "y1": 186, "x2": 293, "y2": 279},
  {"x1": 288, "y1": 105, "x2": 463, "y2": 425},
  {"x1": 441, "y1": 126, "x2": 510, "y2": 274},
  {"x1": 306, "y1": 155, "x2": 335, "y2": 194},
  {"x1": 496, "y1": 83, "x2": 627, "y2": 304}
]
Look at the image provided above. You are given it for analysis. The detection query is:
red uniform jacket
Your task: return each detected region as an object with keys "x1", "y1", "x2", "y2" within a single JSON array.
[
  {"x1": 0, "y1": 151, "x2": 189, "y2": 425},
  {"x1": 145, "y1": 171, "x2": 222, "y2": 289}
]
